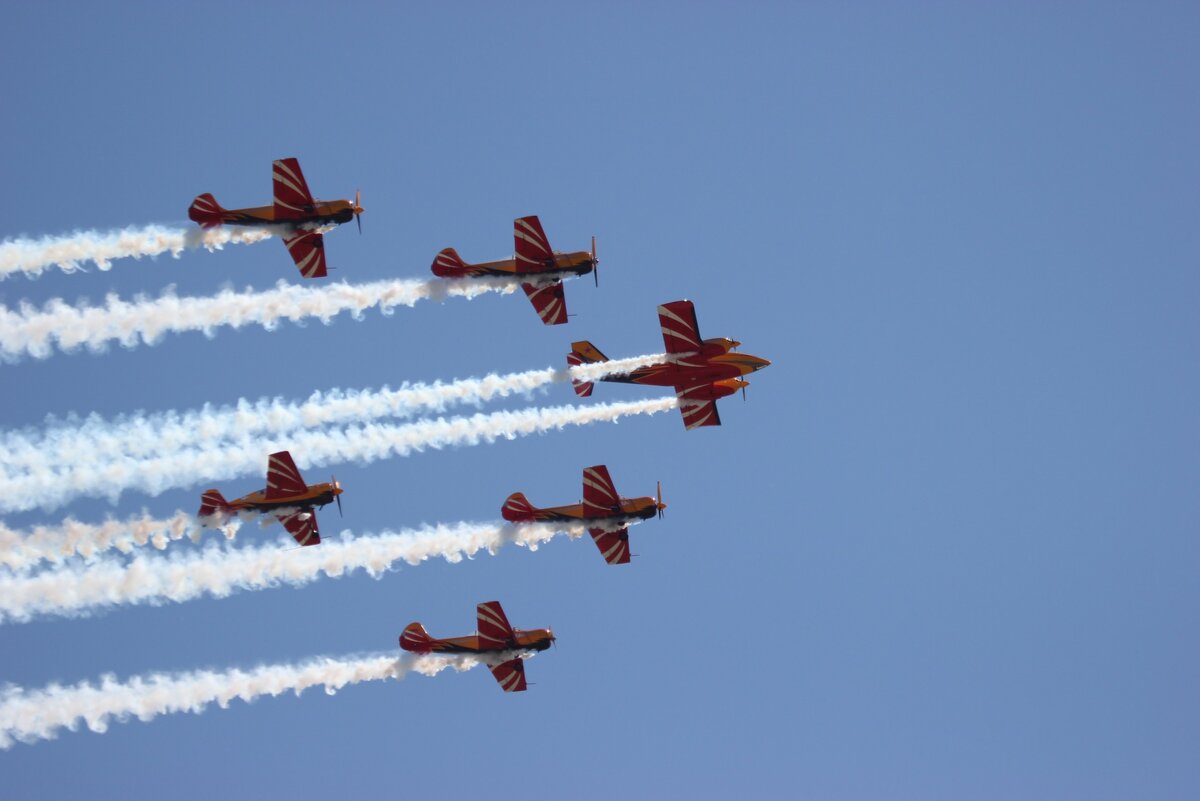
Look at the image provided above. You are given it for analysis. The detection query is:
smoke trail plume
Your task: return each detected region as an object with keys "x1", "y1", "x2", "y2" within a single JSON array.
[
  {"x1": 0, "y1": 276, "x2": 524, "y2": 361},
  {"x1": 0, "y1": 520, "x2": 600, "y2": 623},
  {"x1": 0, "y1": 511, "x2": 239, "y2": 573},
  {"x1": 0, "y1": 225, "x2": 281, "y2": 280},
  {"x1": 0, "y1": 354, "x2": 663, "y2": 475},
  {"x1": 0, "y1": 650, "x2": 506, "y2": 748},
  {"x1": 0, "y1": 397, "x2": 677, "y2": 514}
]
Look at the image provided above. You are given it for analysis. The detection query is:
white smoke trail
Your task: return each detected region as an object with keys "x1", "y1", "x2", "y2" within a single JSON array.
[
  {"x1": 0, "y1": 224, "x2": 282, "y2": 280},
  {"x1": 0, "y1": 511, "x2": 240, "y2": 573},
  {"x1": 0, "y1": 275, "x2": 524, "y2": 361},
  {"x1": 0, "y1": 650, "x2": 508, "y2": 748},
  {"x1": 0, "y1": 520, "x2": 599, "y2": 623},
  {"x1": 0, "y1": 354, "x2": 663, "y2": 476},
  {"x1": 0, "y1": 396, "x2": 678, "y2": 514}
]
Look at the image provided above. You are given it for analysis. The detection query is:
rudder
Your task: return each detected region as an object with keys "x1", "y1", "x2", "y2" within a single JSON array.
[
  {"x1": 188, "y1": 193, "x2": 226, "y2": 228},
  {"x1": 197, "y1": 489, "x2": 231, "y2": 522},
  {"x1": 501, "y1": 492, "x2": 538, "y2": 522},
  {"x1": 399, "y1": 622, "x2": 434, "y2": 653},
  {"x1": 431, "y1": 247, "x2": 471, "y2": 277}
]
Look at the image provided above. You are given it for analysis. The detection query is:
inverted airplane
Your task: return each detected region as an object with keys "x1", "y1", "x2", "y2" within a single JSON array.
[
  {"x1": 188, "y1": 157, "x2": 363, "y2": 278},
  {"x1": 431, "y1": 215, "x2": 596, "y2": 325},
  {"x1": 399, "y1": 601, "x2": 554, "y2": 693},
  {"x1": 501, "y1": 464, "x2": 665, "y2": 565},
  {"x1": 197, "y1": 450, "x2": 343, "y2": 547},
  {"x1": 568, "y1": 299, "x2": 771, "y2": 430}
]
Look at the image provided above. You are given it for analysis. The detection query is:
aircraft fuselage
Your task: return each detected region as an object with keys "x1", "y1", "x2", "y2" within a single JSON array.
[
  {"x1": 211, "y1": 200, "x2": 356, "y2": 229},
  {"x1": 459, "y1": 250, "x2": 595, "y2": 281},
  {"x1": 419, "y1": 629, "x2": 555, "y2": 655},
  {"x1": 228, "y1": 482, "x2": 342, "y2": 514}
]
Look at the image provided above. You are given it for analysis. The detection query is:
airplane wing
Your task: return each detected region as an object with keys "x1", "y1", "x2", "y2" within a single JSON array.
[
  {"x1": 521, "y1": 281, "x2": 567, "y2": 325},
  {"x1": 272, "y1": 158, "x2": 316, "y2": 220},
  {"x1": 477, "y1": 601, "x2": 516, "y2": 650},
  {"x1": 279, "y1": 510, "x2": 321, "y2": 546},
  {"x1": 488, "y1": 658, "x2": 528, "y2": 692},
  {"x1": 265, "y1": 451, "x2": 309, "y2": 499},
  {"x1": 282, "y1": 229, "x2": 328, "y2": 278},
  {"x1": 589, "y1": 527, "x2": 631, "y2": 565},
  {"x1": 513, "y1": 215, "x2": 554, "y2": 273},
  {"x1": 674, "y1": 385, "x2": 723, "y2": 430},
  {"x1": 582, "y1": 465, "x2": 620, "y2": 518},
  {"x1": 658, "y1": 300, "x2": 703, "y2": 356}
]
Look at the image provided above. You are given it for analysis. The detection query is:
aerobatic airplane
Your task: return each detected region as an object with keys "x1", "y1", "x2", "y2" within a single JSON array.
[
  {"x1": 568, "y1": 299, "x2": 771, "y2": 430},
  {"x1": 399, "y1": 601, "x2": 554, "y2": 693},
  {"x1": 501, "y1": 464, "x2": 665, "y2": 565},
  {"x1": 430, "y1": 215, "x2": 597, "y2": 325},
  {"x1": 197, "y1": 450, "x2": 343, "y2": 547},
  {"x1": 188, "y1": 157, "x2": 363, "y2": 278}
]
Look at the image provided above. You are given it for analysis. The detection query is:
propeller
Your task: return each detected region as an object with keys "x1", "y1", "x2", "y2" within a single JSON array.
[
  {"x1": 592, "y1": 235, "x2": 599, "y2": 287},
  {"x1": 332, "y1": 475, "x2": 343, "y2": 517},
  {"x1": 353, "y1": 189, "x2": 363, "y2": 234},
  {"x1": 656, "y1": 480, "x2": 666, "y2": 519}
]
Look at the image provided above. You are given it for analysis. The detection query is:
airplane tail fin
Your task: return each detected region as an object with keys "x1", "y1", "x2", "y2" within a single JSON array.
[
  {"x1": 399, "y1": 622, "x2": 434, "y2": 653},
  {"x1": 188, "y1": 193, "x2": 226, "y2": 228},
  {"x1": 198, "y1": 489, "x2": 232, "y2": 522},
  {"x1": 567, "y1": 341, "x2": 609, "y2": 398},
  {"x1": 501, "y1": 492, "x2": 539, "y2": 522},
  {"x1": 431, "y1": 247, "x2": 471, "y2": 277}
]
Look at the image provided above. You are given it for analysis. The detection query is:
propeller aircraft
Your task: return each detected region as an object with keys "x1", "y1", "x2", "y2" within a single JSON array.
[
  {"x1": 399, "y1": 601, "x2": 554, "y2": 693},
  {"x1": 568, "y1": 299, "x2": 771, "y2": 429},
  {"x1": 501, "y1": 464, "x2": 666, "y2": 565},
  {"x1": 431, "y1": 215, "x2": 597, "y2": 325},
  {"x1": 188, "y1": 157, "x2": 363, "y2": 278},
  {"x1": 197, "y1": 450, "x2": 343, "y2": 547}
]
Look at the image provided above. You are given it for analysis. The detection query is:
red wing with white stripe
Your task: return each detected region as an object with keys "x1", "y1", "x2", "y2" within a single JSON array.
[
  {"x1": 674, "y1": 387, "x2": 723, "y2": 429},
  {"x1": 589, "y1": 527, "x2": 631, "y2": 565},
  {"x1": 582, "y1": 465, "x2": 621, "y2": 519},
  {"x1": 489, "y1": 658, "x2": 528, "y2": 692},
  {"x1": 658, "y1": 300, "x2": 703, "y2": 356},
  {"x1": 477, "y1": 601, "x2": 516, "y2": 651},
  {"x1": 522, "y1": 280, "x2": 567, "y2": 325},
  {"x1": 272, "y1": 158, "x2": 316, "y2": 220},
  {"x1": 513, "y1": 215, "x2": 554, "y2": 273},
  {"x1": 279, "y1": 510, "x2": 320, "y2": 546},
  {"x1": 265, "y1": 451, "x2": 308, "y2": 499},
  {"x1": 282, "y1": 230, "x2": 328, "y2": 278}
]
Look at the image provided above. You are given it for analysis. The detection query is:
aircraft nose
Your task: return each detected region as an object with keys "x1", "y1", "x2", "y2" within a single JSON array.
[{"x1": 750, "y1": 355, "x2": 771, "y2": 371}]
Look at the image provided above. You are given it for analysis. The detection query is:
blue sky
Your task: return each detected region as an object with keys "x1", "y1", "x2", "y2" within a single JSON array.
[{"x1": 1, "y1": 2, "x2": 1197, "y2": 798}]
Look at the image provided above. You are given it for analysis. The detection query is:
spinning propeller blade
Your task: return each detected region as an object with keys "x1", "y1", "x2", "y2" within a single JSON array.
[
  {"x1": 592, "y1": 235, "x2": 598, "y2": 287},
  {"x1": 354, "y1": 189, "x2": 363, "y2": 234},
  {"x1": 656, "y1": 480, "x2": 666, "y2": 519}
]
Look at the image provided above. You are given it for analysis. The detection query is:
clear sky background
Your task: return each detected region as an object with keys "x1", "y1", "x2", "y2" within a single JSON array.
[{"x1": 1, "y1": 2, "x2": 1197, "y2": 798}]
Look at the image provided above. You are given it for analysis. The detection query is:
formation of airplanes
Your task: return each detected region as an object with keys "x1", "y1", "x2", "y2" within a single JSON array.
[{"x1": 185, "y1": 158, "x2": 772, "y2": 691}]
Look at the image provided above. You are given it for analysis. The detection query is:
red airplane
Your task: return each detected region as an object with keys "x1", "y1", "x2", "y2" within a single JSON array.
[
  {"x1": 197, "y1": 451, "x2": 343, "y2": 547},
  {"x1": 568, "y1": 299, "x2": 771, "y2": 429},
  {"x1": 188, "y1": 157, "x2": 363, "y2": 278},
  {"x1": 399, "y1": 601, "x2": 554, "y2": 693},
  {"x1": 430, "y1": 215, "x2": 596, "y2": 325},
  {"x1": 501, "y1": 464, "x2": 665, "y2": 565}
]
